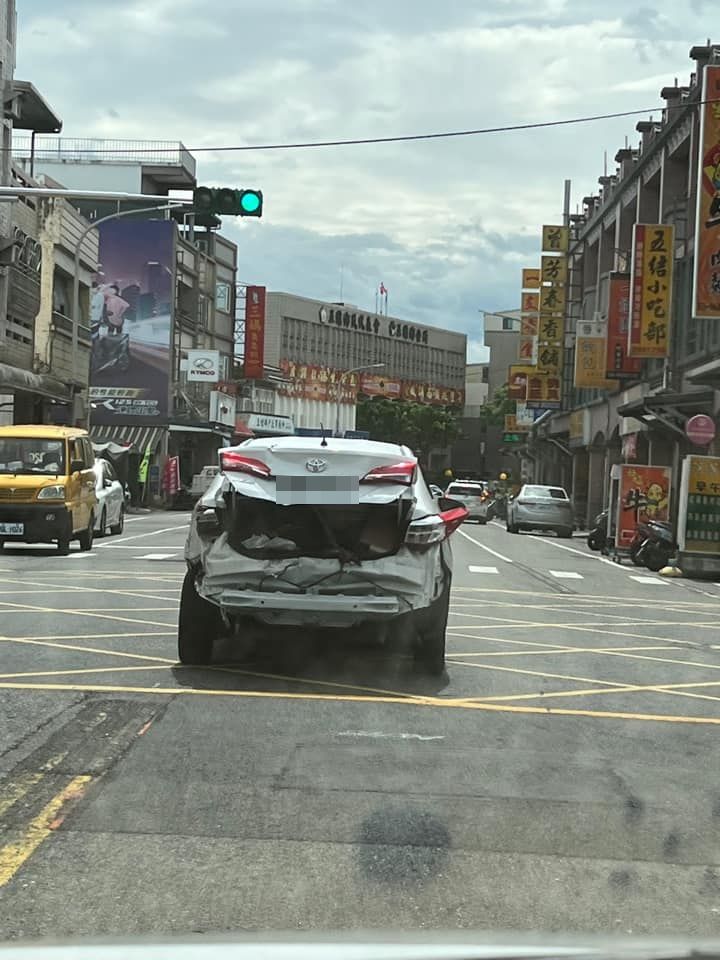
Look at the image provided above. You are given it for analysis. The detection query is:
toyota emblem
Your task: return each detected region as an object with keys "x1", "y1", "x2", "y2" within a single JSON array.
[{"x1": 306, "y1": 458, "x2": 328, "y2": 474}]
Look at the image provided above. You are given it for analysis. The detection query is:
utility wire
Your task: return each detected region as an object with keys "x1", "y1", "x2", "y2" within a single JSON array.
[{"x1": 9, "y1": 100, "x2": 709, "y2": 156}]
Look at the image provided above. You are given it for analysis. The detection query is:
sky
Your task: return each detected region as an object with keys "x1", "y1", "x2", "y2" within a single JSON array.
[{"x1": 15, "y1": 0, "x2": 715, "y2": 362}]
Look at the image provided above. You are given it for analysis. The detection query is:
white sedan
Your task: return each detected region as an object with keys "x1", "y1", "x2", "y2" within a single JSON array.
[{"x1": 93, "y1": 458, "x2": 126, "y2": 537}]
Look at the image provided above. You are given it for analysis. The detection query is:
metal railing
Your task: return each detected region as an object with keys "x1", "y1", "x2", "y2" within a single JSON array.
[{"x1": 12, "y1": 137, "x2": 196, "y2": 178}]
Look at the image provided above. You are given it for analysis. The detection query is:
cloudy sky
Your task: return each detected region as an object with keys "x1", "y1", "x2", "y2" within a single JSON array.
[{"x1": 15, "y1": 0, "x2": 713, "y2": 360}]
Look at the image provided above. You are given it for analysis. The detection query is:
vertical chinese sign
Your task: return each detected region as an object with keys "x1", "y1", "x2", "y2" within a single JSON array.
[
  {"x1": 244, "y1": 285, "x2": 266, "y2": 379},
  {"x1": 606, "y1": 273, "x2": 642, "y2": 379},
  {"x1": 678, "y1": 455, "x2": 720, "y2": 553},
  {"x1": 693, "y1": 64, "x2": 720, "y2": 318},
  {"x1": 532, "y1": 225, "x2": 569, "y2": 408},
  {"x1": 628, "y1": 224, "x2": 674, "y2": 358}
]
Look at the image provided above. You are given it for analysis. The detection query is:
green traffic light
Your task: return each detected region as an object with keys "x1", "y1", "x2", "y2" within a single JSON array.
[{"x1": 240, "y1": 191, "x2": 262, "y2": 214}]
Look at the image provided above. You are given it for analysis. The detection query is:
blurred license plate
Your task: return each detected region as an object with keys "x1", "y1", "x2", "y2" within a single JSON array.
[
  {"x1": 276, "y1": 476, "x2": 359, "y2": 505},
  {"x1": 0, "y1": 522, "x2": 23, "y2": 534}
]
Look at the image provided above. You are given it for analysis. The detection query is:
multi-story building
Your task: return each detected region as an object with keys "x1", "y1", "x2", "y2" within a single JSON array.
[
  {"x1": 245, "y1": 291, "x2": 466, "y2": 437},
  {"x1": 13, "y1": 137, "x2": 239, "y2": 495},
  {"x1": 532, "y1": 43, "x2": 720, "y2": 527},
  {"x1": 0, "y1": 2, "x2": 100, "y2": 425},
  {"x1": 483, "y1": 310, "x2": 521, "y2": 401}
]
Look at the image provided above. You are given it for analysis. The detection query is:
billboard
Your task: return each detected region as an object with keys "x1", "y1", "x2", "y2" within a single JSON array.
[
  {"x1": 542, "y1": 225, "x2": 569, "y2": 253},
  {"x1": 693, "y1": 64, "x2": 720, "y2": 318},
  {"x1": 628, "y1": 223, "x2": 674, "y2": 358},
  {"x1": 615, "y1": 464, "x2": 671, "y2": 549},
  {"x1": 678, "y1": 455, "x2": 720, "y2": 553},
  {"x1": 522, "y1": 268, "x2": 540, "y2": 289},
  {"x1": 186, "y1": 349, "x2": 220, "y2": 383},
  {"x1": 606, "y1": 274, "x2": 642, "y2": 379},
  {"x1": 89, "y1": 220, "x2": 175, "y2": 425},
  {"x1": 244, "y1": 285, "x2": 266, "y2": 379}
]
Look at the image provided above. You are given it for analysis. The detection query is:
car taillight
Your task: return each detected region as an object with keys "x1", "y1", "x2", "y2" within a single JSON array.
[
  {"x1": 220, "y1": 451, "x2": 272, "y2": 479},
  {"x1": 361, "y1": 459, "x2": 417, "y2": 485},
  {"x1": 405, "y1": 505, "x2": 468, "y2": 549}
]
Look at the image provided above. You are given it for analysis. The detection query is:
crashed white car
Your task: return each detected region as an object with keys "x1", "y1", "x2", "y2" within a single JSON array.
[{"x1": 180, "y1": 437, "x2": 468, "y2": 673}]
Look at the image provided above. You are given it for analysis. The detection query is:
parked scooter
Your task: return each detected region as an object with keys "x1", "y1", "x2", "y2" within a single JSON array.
[
  {"x1": 629, "y1": 519, "x2": 675, "y2": 572},
  {"x1": 587, "y1": 509, "x2": 608, "y2": 552}
]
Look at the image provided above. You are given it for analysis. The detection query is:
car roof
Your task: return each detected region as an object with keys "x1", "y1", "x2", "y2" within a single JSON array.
[
  {"x1": 234, "y1": 436, "x2": 415, "y2": 458},
  {"x1": 0, "y1": 424, "x2": 88, "y2": 439}
]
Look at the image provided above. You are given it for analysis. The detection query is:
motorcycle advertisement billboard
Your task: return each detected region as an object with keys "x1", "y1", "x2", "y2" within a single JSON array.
[
  {"x1": 89, "y1": 220, "x2": 175, "y2": 426},
  {"x1": 614, "y1": 464, "x2": 671, "y2": 548},
  {"x1": 678, "y1": 455, "x2": 720, "y2": 554}
]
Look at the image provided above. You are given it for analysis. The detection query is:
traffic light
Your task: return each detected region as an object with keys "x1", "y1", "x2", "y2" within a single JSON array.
[{"x1": 192, "y1": 186, "x2": 263, "y2": 218}]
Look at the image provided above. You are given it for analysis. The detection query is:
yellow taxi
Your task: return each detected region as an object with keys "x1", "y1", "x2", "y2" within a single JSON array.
[{"x1": 0, "y1": 425, "x2": 98, "y2": 555}]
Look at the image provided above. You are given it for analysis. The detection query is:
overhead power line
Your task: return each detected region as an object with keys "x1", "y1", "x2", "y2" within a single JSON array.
[{"x1": 9, "y1": 99, "x2": 710, "y2": 156}]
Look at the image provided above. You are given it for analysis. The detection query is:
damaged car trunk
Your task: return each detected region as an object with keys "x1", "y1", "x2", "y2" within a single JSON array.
[{"x1": 225, "y1": 492, "x2": 416, "y2": 562}]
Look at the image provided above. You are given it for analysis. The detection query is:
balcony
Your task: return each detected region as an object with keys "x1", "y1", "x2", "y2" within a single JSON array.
[{"x1": 12, "y1": 136, "x2": 197, "y2": 190}]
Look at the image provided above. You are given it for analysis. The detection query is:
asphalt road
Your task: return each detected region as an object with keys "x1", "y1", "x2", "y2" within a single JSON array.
[{"x1": 1, "y1": 513, "x2": 720, "y2": 940}]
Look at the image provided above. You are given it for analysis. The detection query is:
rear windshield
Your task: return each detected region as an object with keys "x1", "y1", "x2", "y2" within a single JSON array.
[
  {"x1": 448, "y1": 484, "x2": 486, "y2": 497},
  {"x1": 523, "y1": 485, "x2": 568, "y2": 500}
]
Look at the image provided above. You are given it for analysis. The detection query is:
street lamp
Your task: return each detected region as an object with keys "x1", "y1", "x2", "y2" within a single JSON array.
[{"x1": 334, "y1": 362, "x2": 385, "y2": 437}]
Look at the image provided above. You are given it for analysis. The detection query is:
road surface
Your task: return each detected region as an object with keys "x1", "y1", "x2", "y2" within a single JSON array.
[{"x1": 1, "y1": 514, "x2": 719, "y2": 939}]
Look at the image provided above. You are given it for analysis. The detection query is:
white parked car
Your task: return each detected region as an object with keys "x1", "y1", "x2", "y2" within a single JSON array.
[
  {"x1": 93, "y1": 458, "x2": 126, "y2": 537},
  {"x1": 180, "y1": 437, "x2": 469, "y2": 673}
]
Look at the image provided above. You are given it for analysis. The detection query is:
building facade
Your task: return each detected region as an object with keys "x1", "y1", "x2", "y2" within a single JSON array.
[
  {"x1": 256, "y1": 291, "x2": 467, "y2": 435},
  {"x1": 530, "y1": 43, "x2": 720, "y2": 528}
]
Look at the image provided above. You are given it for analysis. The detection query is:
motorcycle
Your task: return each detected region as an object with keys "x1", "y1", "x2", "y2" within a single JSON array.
[
  {"x1": 91, "y1": 321, "x2": 130, "y2": 375},
  {"x1": 629, "y1": 519, "x2": 675, "y2": 572},
  {"x1": 587, "y1": 509, "x2": 608, "y2": 552}
]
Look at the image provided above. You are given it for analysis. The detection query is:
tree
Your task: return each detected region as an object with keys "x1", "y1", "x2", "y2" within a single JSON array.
[
  {"x1": 356, "y1": 398, "x2": 461, "y2": 454},
  {"x1": 478, "y1": 384, "x2": 514, "y2": 428}
]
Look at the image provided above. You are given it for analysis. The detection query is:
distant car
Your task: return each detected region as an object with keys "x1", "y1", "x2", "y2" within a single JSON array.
[
  {"x1": 444, "y1": 480, "x2": 492, "y2": 523},
  {"x1": 180, "y1": 437, "x2": 469, "y2": 674},
  {"x1": 93, "y1": 458, "x2": 125, "y2": 537},
  {"x1": 506, "y1": 484, "x2": 573, "y2": 538}
]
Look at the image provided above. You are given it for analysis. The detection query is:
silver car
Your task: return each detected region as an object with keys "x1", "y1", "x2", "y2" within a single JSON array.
[
  {"x1": 180, "y1": 437, "x2": 469, "y2": 674},
  {"x1": 506, "y1": 484, "x2": 574, "y2": 538},
  {"x1": 445, "y1": 480, "x2": 492, "y2": 523}
]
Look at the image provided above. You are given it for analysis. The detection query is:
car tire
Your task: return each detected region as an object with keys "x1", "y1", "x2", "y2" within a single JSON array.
[
  {"x1": 78, "y1": 517, "x2": 94, "y2": 552},
  {"x1": 110, "y1": 508, "x2": 124, "y2": 536},
  {"x1": 96, "y1": 507, "x2": 107, "y2": 538},
  {"x1": 416, "y1": 583, "x2": 449, "y2": 676},
  {"x1": 558, "y1": 527, "x2": 573, "y2": 539},
  {"x1": 178, "y1": 570, "x2": 221, "y2": 665},
  {"x1": 0, "y1": 540, "x2": 4, "y2": 551},
  {"x1": 57, "y1": 537, "x2": 70, "y2": 556},
  {"x1": 506, "y1": 521, "x2": 518, "y2": 534},
  {"x1": 477, "y1": 518, "x2": 487, "y2": 525}
]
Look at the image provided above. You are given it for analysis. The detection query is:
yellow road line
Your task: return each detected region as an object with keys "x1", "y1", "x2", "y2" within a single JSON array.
[
  {"x1": 448, "y1": 657, "x2": 632, "y2": 690},
  {"x1": 0, "y1": 577, "x2": 179, "y2": 604},
  {"x1": 447, "y1": 645, "x2": 675, "y2": 658},
  {"x1": 0, "y1": 679, "x2": 719, "y2": 725},
  {"x1": 0, "y1": 599, "x2": 174, "y2": 629},
  {"x1": 7, "y1": 633, "x2": 175, "y2": 642},
  {"x1": 0, "y1": 635, "x2": 175, "y2": 665},
  {"x1": 0, "y1": 776, "x2": 91, "y2": 889},
  {"x1": 470, "y1": 678, "x2": 720, "y2": 705},
  {"x1": 0, "y1": 664, "x2": 173, "y2": 681}
]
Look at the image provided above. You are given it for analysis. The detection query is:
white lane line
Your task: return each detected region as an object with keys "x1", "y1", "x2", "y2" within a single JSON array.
[
  {"x1": 138, "y1": 554, "x2": 178, "y2": 561},
  {"x1": 457, "y1": 528, "x2": 513, "y2": 564},
  {"x1": 336, "y1": 731, "x2": 444, "y2": 742},
  {"x1": 92, "y1": 544, "x2": 184, "y2": 550},
  {"x1": 95, "y1": 524, "x2": 189, "y2": 548},
  {"x1": 549, "y1": 570, "x2": 584, "y2": 580},
  {"x1": 630, "y1": 575, "x2": 669, "y2": 586},
  {"x1": 468, "y1": 565, "x2": 500, "y2": 575},
  {"x1": 536, "y1": 537, "x2": 618, "y2": 566}
]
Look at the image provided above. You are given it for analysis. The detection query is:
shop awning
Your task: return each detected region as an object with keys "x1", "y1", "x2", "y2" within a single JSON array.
[
  {"x1": 686, "y1": 357, "x2": 720, "y2": 386},
  {"x1": 617, "y1": 388, "x2": 715, "y2": 437},
  {"x1": 0, "y1": 362, "x2": 72, "y2": 403},
  {"x1": 90, "y1": 424, "x2": 164, "y2": 454}
]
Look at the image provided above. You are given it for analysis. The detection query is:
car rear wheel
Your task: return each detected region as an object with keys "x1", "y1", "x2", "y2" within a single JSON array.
[
  {"x1": 110, "y1": 508, "x2": 124, "y2": 536},
  {"x1": 57, "y1": 537, "x2": 70, "y2": 556},
  {"x1": 96, "y1": 507, "x2": 107, "y2": 538},
  {"x1": 506, "y1": 521, "x2": 519, "y2": 534},
  {"x1": 78, "y1": 517, "x2": 94, "y2": 552},
  {"x1": 178, "y1": 570, "x2": 221, "y2": 665},
  {"x1": 558, "y1": 527, "x2": 573, "y2": 539},
  {"x1": 416, "y1": 583, "x2": 449, "y2": 676}
]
